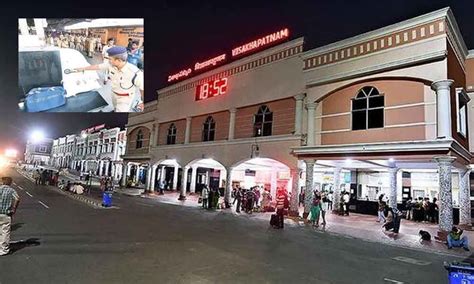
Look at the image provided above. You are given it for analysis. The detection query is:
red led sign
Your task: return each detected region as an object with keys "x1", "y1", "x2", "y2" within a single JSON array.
[
  {"x1": 232, "y1": 28, "x2": 289, "y2": 57},
  {"x1": 195, "y1": 77, "x2": 228, "y2": 101}
]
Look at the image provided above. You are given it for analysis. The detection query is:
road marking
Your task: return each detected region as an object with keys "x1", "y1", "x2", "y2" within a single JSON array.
[
  {"x1": 38, "y1": 201, "x2": 49, "y2": 209},
  {"x1": 384, "y1": 278, "x2": 405, "y2": 284},
  {"x1": 392, "y1": 256, "x2": 431, "y2": 266},
  {"x1": 18, "y1": 186, "x2": 24, "y2": 190},
  {"x1": 26, "y1": 191, "x2": 33, "y2": 197}
]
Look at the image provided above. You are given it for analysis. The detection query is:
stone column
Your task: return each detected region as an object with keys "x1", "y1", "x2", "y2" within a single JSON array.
[
  {"x1": 19, "y1": 18, "x2": 29, "y2": 36},
  {"x1": 179, "y1": 167, "x2": 189, "y2": 200},
  {"x1": 434, "y1": 156, "x2": 456, "y2": 237},
  {"x1": 303, "y1": 159, "x2": 315, "y2": 218},
  {"x1": 135, "y1": 165, "x2": 140, "y2": 184},
  {"x1": 228, "y1": 108, "x2": 237, "y2": 140},
  {"x1": 146, "y1": 167, "x2": 152, "y2": 192},
  {"x1": 190, "y1": 166, "x2": 197, "y2": 193},
  {"x1": 458, "y1": 167, "x2": 472, "y2": 228},
  {"x1": 159, "y1": 166, "x2": 166, "y2": 183},
  {"x1": 270, "y1": 167, "x2": 277, "y2": 199},
  {"x1": 388, "y1": 167, "x2": 399, "y2": 209},
  {"x1": 332, "y1": 167, "x2": 342, "y2": 212},
  {"x1": 431, "y1": 80, "x2": 454, "y2": 139},
  {"x1": 185, "y1": 117, "x2": 192, "y2": 144},
  {"x1": 150, "y1": 165, "x2": 156, "y2": 192},
  {"x1": 224, "y1": 167, "x2": 233, "y2": 207},
  {"x1": 294, "y1": 94, "x2": 305, "y2": 135},
  {"x1": 289, "y1": 168, "x2": 301, "y2": 216},
  {"x1": 150, "y1": 124, "x2": 156, "y2": 147},
  {"x1": 121, "y1": 163, "x2": 128, "y2": 187},
  {"x1": 105, "y1": 162, "x2": 110, "y2": 177},
  {"x1": 172, "y1": 165, "x2": 179, "y2": 190},
  {"x1": 306, "y1": 102, "x2": 317, "y2": 146}
]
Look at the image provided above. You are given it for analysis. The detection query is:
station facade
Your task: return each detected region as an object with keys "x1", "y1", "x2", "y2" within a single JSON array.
[{"x1": 122, "y1": 8, "x2": 474, "y2": 236}]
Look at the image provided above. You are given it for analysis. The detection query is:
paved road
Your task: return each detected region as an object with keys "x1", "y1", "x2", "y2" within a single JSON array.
[{"x1": 0, "y1": 167, "x2": 466, "y2": 283}]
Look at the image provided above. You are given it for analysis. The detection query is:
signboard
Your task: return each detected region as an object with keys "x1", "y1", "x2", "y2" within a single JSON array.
[
  {"x1": 232, "y1": 28, "x2": 289, "y2": 57},
  {"x1": 167, "y1": 28, "x2": 290, "y2": 83},
  {"x1": 82, "y1": 124, "x2": 105, "y2": 134},
  {"x1": 245, "y1": 169, "x2": 256, "y2": 177},
  {"x1": 195, "y1": 77, "x2": 228, "y2": 101}
]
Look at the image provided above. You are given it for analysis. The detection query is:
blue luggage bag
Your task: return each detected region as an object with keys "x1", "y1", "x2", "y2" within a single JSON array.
[{"x1": 25, "y1": 86, "x2": 66, "y2": 112}]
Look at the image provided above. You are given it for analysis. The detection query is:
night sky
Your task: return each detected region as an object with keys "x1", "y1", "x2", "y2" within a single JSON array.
[{"x1": 0, "y1": 0, "x2": 473, "y2": 156}]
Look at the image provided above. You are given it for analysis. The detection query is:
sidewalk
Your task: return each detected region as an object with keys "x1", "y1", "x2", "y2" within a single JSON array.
[{"x1": 141, "y1": 191, "x2": 473, "y2": 257}]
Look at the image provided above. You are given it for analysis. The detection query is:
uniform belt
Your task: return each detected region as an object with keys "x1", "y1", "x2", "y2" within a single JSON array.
[{"x1": 114, "y1": 92, "x2": 130, "y2": 97}]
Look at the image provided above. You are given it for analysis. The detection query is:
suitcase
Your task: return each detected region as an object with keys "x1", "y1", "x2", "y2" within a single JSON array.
[
  {"x1": 270, "y1": 214, "x2": 279, "y2": 227},
  {"x1": 25, "y1": 86, "x2": 66, "y2": 112}
]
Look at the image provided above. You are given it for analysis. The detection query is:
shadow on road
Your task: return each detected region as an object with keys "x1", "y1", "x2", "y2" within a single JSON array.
[
  {"x1": 11, "y1": 223, "x2": 24, "y2": 232},
  {"x1": 9, "y1": 238, "x2": 41, "y2": 254}
]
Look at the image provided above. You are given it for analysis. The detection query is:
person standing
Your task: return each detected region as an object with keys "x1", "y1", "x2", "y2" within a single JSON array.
[
  {"x1": 343, "y1": 191, "x2": 350, "y2": 216},
  {"x1": 275, "y1": 189, "x2": 286, "y2": 229},
  {"x1": 201, "y1": 186, "x2": 209, "y2": 209},
  {"x1": 320, "y1": 191, "x2": 328, "y2": 226},
  {"x1": 310, "y1": 192, "x2": 322, "y2": 227},
  {"x1": 127, "y1": 38, "x2": 133, "y2": 51},
  {"x1": 405, "y1": 197, "x2": 413, "y2": 221},
  {"x1": 254, "y1": 187, "x2": 261, "y2": 209},
  {"x1": 74, "y1": 46, "x2": 144, "y2": 112},
  {"x1": 233, "y1": 187, "x2": 242, "y2": 213},
  {"x1": 127, "y1": 41, "x2": 143, "y2": 68},
  {"x1": 0, "y1": 177, "x2": 20, "y2": 256}
]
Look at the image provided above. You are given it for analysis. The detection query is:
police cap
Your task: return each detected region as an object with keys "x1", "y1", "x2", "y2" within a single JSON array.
[{"x1": 107, "y1": 46, "x2": 128, "y2": 57}]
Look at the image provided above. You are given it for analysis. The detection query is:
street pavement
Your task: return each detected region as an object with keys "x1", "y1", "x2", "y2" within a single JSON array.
[{"x1": 0, "y1": 167, "x2": 468, "y2": 284}]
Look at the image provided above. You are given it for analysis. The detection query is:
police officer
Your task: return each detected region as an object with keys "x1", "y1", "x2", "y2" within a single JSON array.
[{"x1": 73, "y1": 46, "x2": 144, "y2": 112}]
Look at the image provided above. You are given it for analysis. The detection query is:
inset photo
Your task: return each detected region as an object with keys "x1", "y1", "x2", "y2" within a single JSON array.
[{"x1": 18, "y1": 18, "x2": 144, "y2": 113}]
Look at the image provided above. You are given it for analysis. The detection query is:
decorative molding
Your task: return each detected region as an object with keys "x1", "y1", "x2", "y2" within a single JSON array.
[
  {"x1": 384, "y1": 102, "x2": 436, "y2": 110},
  {"x1": 467, "y1": 50, "x2": 474, "y2": 59},
  {"x1": 305, "y1": 50, "x2": 446, "y2": 88},
  {"x1": 151, "y1": 134, "x2": 300, "y2": 150}
]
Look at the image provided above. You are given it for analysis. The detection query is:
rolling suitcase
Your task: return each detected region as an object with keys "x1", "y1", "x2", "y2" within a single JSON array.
[
  {"x1": 25, "y1": 86, "x2": 66, "y2": 112},
  {"x1": 270, "y1": 214, "x2": 279, "y2": 227}
]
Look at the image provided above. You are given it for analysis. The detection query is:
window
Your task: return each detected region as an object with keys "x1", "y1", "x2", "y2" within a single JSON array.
[
  {"x1": 38, "y1": 146, "x2": 47, "y2": 153},
  {"x1": 456, "y1": 88, "x2": 469, "y2": 137},
  {"x1": 254, "y1": 105, "x2": 273, "y2": 137},
  {"x1": 167, "y1": 124, "x2": 177, "y2": 145},
  {"x1": 351, "y1": 86, "x2": 384, "y2": 130},
  {"x1": 202, "y1": 116, "x2": 216, "y2": 142},
  {"x1": 110, "y1": 144, "x2": 115, "y2": 153},
  {"x1": 136, "y1": 130, "x2": 144, "y2": 149}
]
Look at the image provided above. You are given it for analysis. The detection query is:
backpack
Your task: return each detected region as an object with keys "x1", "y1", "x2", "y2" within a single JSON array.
[{"x1": 419, "y1": 230, "x2": 431, "y2": 241}]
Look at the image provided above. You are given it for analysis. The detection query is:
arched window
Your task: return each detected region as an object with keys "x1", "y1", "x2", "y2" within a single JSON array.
[
  {"x1": 254, "y1": 105, "x2": 273, "y2": 137},
  {"x1": 167, "y1": 124, "x2": 177, "y2": 145},
  {"x1": 202, "y1": 116, "x2": 215, "y2": 142},
  {"x1": 136, "y1": 130, "x2": 144, "y2": 149},
  {"x1": 351, "y1": 86, "x2": 384, "y2": 130}
]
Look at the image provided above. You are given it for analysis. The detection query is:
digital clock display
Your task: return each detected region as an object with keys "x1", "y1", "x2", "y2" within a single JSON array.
[{"x1": 195, "y1": 77, "x2": 228, "y2": 101}]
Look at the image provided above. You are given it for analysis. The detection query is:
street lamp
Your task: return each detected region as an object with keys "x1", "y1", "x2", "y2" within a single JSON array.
[{"x1": 31, "y1": 130, "x2": 45, "y2": 143}]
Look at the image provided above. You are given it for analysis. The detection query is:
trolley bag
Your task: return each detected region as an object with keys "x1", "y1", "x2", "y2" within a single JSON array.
[
  {"x1": 270, "y1": 214, "x2": 279, "y2": 227},
  {"x1": 25, "y1": 86, "x2": 66, "y2": 112}
]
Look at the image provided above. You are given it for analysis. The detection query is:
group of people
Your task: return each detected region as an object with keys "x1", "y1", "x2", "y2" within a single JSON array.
[
  {"x1": 200, "y1": 186, "x2": 221, "y2": 209},
  {"x1": 405, "y1": 197, "x2": 439, "y2": 223},
  {"x1": 231, "y1": 186, "x2": 280, "y2": 214},
  {"x1": 99, "y1": 176, "x2": 115, "y2": 193},
  {"x1": 46, "y1": 32, "x2": 103, "y2": 58},
  {"x1": 32, "y1": 169, "x2": 59, "y2": 187},
  {"x1": 308, "y1": 190, "x2": 330, "y2": 227}
]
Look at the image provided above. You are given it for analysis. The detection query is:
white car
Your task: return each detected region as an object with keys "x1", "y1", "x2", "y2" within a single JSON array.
[{"x1": 18, "y1": 44, "x2": 114, "y2": 112}]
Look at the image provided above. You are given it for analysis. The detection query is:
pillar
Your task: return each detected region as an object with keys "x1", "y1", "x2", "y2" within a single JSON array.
[
  {"x1": 303, "y1": 160, "x2": 315, "y2": 217},
  {"x1": 179, "y1": 167, "x2": 189, "y2": 200},
  {"x1": 19, "y1": 18, "x2": 29, "y2": 36},
  {"x1": 172, "y1": 165, "x2": 179, "y2": 190},
  {"x1": 270, "y1": 167, "x2": 277, "y2": 199},
  {"x1": 135, "y1": 165, "x2": 140, "y2": 184},
  {"x1": 294, "y1": 94, "x2": 305, "y2": 135},
  {"x1": 289, "y1": 168, "x2": 301, "y2": 216},
  {"x1": 431, "y1": 80, "x2": 454, "y2": 139},
  {"x1": 224, "y1": 167, "x2": 233, "y2": 207},
  {"x1": 159, "y1": 166, "x2": 166, "y2": 184},
  {"x1": 331, "y1": 167, "x2": 342, "y2": 212},
  {"x1": 185, "y1": 117, "x2": 192, "y2": 144},
  {"x1": 458, "y1": 167, "x2": 472, "y2": 228},
  {"x1": 150, "y1": 165, "x2": 156, "y2": 192},
  {"x1": 228, "y1": 108, "x2": 237, "y2": 140},
  {"x1": 388, "y1": 167, "x2": 399, "y2": 209},
  {"x1": 434, "y1": 156, "x2": 456, "y2": 239},
  {"x1": 190, "y1": 166, "x2": 197, "y2": 193},
  {"x1": 150, "y1": 124, "x2": 156, "y2": 147},
  {"x1": 121, "y1": 163, "x2": 128, "y2": 187},
  {"x1": 146, "y1": 166, "x2": 152, "y2": 192},
  {"x1": 306, "y1": 102, "x2": 317, "y2": 146}
]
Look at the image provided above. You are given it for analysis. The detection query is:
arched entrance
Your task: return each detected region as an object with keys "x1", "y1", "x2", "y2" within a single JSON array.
[
  {"x1": 231, "y1": 157, "x2": 292, "y2": 199},
  {"x1": 152, "y1": 159, "x2": 182, "y2": 192},
  {"x1": 185, "y1": 158, "x2": 227, "y2": 194}
]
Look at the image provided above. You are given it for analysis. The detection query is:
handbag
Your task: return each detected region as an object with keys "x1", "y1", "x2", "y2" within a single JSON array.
[{"x1": 198, "y1": 197, "x2": 203, "y2": 204}]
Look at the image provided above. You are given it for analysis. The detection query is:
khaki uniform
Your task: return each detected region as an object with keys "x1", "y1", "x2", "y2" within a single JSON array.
[{"x1": 99, "y1": 62, "x2": 144, "y2": 112}]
